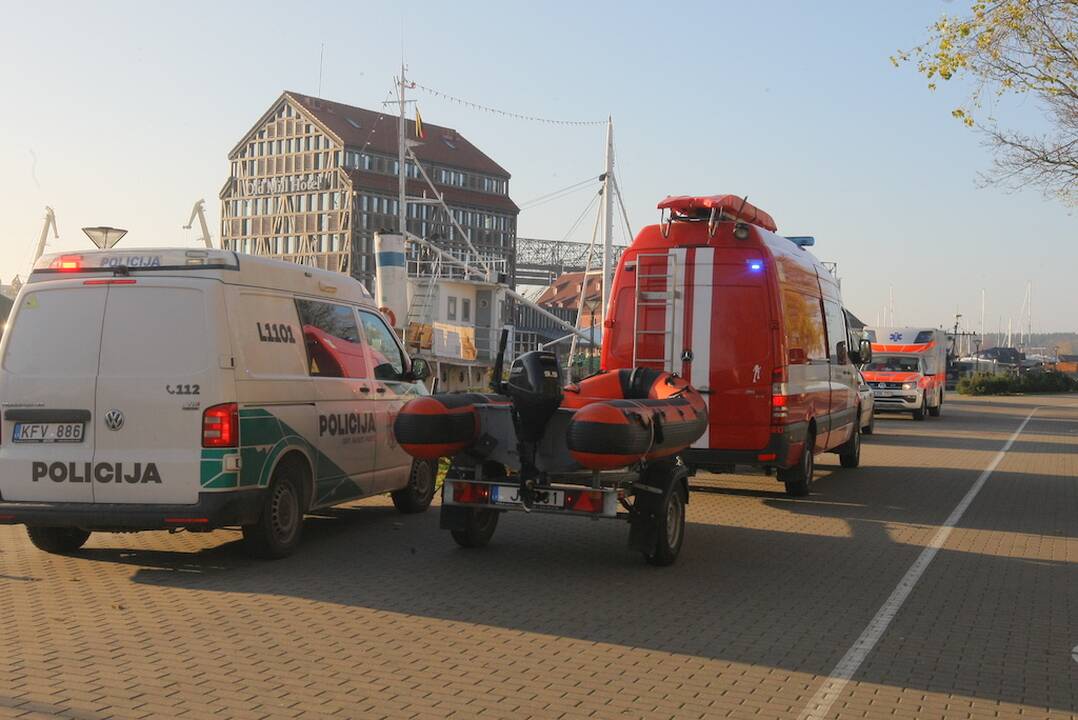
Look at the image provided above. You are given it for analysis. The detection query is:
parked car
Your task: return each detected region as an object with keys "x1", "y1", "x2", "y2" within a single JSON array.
[
  {"x1": 601, "y1": 194, "x2": 872, "y2": 496},
  {"x1": 857, "y1": 370, "x2": 875, "y2": 435},
  {"x1": 0, "y1": 248, "x2": 434, "y2": 558}
]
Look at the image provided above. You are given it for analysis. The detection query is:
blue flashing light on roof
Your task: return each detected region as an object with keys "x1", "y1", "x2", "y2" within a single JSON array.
[
  {"x1": 786, "y1": 236, "x2": 815, "y2": 248},
  {"x1": 747, "y1": 260, "x2": 763, "y2": 272}
]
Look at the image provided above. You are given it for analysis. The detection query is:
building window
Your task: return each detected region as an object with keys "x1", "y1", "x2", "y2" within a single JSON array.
[
  {"x1": 447, "y1": 296, "x2": 457, "y2": 321},
  {"x1": 462, "y1": 298, "x2": 471, "y2": 323}
]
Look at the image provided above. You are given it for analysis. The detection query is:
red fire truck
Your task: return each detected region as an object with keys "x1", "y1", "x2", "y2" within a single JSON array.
[{"x1": 601, "y1": 195, "x2": 872, "y2": 496}]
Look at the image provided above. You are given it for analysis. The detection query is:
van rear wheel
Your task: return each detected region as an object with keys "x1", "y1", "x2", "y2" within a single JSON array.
[
  {"x1": 780, "y1": 431, "x2": 815, "y2": 497},
  {"x1": 243, "y1": 465, "x2": 305, "y2": 559},
  {"x1": 391, "y1": 459, "x2": 436, "y2": 514},
  {"x1": 839, "y1": 423, "x2": 861, "y2": 469},
  {"x1": 26, "y1": 526, "x2": 91, "y2": 555}
]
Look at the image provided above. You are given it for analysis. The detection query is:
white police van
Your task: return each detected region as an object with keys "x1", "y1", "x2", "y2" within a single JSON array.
[{"x1": 0, "y1": 248, "x2": 434, "y2": 558}]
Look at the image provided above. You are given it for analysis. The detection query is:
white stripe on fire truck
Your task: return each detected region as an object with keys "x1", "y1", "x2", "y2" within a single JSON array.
[{"x1": 690, "y1": 248, "x2": 714, "y2": 448}]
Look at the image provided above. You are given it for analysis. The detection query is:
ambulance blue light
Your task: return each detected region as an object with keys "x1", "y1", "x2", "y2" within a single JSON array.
[{"x1": 748, "y1": 261, "x2": 763, "y2": 272}]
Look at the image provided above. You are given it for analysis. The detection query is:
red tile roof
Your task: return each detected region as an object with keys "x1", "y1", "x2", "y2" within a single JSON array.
[
  {"x1": 536, "y1": 271, "x2": 603, "y2": 308},
  {"x1": 287, "y1": 92, "x2": 511, "y2": 178},
  {"x1": 345, "y1": 169, "x2": 519, "y2": 214}
]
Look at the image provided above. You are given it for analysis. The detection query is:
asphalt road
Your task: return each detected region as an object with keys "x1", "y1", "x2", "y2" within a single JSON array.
[{"x1": 0, "y1": 394, "x2": 1075, "y2": 719}]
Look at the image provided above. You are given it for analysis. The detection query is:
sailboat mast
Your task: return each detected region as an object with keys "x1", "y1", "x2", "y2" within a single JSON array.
[
  {"x1": 397, "y1": 64, "x2": 408, "y2": 237},
  {"x1": 601, "y1": 117, "x2": 615, "y2": 324}
]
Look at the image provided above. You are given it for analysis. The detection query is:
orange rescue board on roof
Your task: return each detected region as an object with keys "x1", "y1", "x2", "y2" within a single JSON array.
[{"x1": 657, "y1": 194, "x2": 778, "y2": 232}]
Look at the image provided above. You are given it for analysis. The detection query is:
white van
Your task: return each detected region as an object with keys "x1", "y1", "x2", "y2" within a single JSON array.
[{"x1": 0, "y1": 248, "x2": 434, "y2": 558}]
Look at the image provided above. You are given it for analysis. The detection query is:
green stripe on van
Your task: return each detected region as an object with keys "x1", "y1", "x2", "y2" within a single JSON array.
[{"x1": 198, "y1": 407, "x2": 358, "y2": 507}]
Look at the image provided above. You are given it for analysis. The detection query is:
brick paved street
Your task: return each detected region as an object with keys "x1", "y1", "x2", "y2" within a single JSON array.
[{"x1": 0, "y1": 395, "x2": 1075, "y2": 719}]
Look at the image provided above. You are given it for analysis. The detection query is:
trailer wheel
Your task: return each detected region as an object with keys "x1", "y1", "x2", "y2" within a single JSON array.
[
  {"x1": 451, "y1": 509, "x2": 499, "y2": 548},
  {"x1": 644, "y1": 483, "x2": 687, "y2": 567},
  {"x1": 780, "y1": 430, "x2": 815, "y2": 496},
  {"x1": 26, "y1": 527, "x2": 91, "y2": 555},
  {"x1": 392, "y1": 458, "x2": 436, "y2": 514}
]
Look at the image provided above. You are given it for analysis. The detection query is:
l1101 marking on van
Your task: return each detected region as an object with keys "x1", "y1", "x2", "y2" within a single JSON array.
[
  {"x1": 255, "y1": 322, "x2": 296, "y2": 344},
  {"x1": 32, "y1": 461, "x2": 163, "y2": 484}
]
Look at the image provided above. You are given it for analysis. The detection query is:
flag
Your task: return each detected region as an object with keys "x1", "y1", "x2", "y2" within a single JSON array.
[{"x1": 415, "y1": 107, "x2": 426, "y2": 139}]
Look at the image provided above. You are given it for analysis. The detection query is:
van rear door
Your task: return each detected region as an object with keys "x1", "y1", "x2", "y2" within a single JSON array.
[
  {"x1": 92, "y1": 280, "x2": 222, "y2": 505},
  {"x1": 691, "y1": 254, "x2": 774, "y2": 451},
  {"x1": 0, "y1": 284, "x2": 107, "y2": 502}
]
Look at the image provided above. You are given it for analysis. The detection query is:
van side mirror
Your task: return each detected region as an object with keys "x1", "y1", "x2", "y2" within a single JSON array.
[
  {"x1": 408, "y1": 357, "x2": 431, "y2": 382},
  {"x1": 850, "y1": 338, "x2": 873, "y2": 365}
]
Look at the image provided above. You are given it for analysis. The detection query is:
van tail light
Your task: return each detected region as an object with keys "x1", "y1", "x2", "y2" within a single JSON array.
[
  {"x1": 771, "y1": 382, "x2": 790, "y2": 424},
  {"x1": 203, "y1": 403, "x2": 238, "y2": 448}
]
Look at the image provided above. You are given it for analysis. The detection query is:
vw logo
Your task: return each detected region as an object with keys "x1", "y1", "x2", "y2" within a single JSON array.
[{"x1": 104, "y1": 409, "x2": 125, "y2": 431}]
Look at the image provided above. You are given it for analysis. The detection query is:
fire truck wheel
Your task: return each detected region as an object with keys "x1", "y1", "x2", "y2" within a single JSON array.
[
  {"x1": 392, "y1": 459, "x2": 436, "y2": 513},
  {"x1": 451, "y1": 509, "x2": 499, "y2": 548},
  {"x1": 839, "y1": 423, "x2": 861, "y2": 469},
  {"x1": 780, "y1": 431, "x2": 815, "y2": 496},
  {"x1": 913, "y1": 397, "x2": 926, "y2": 421},
  {"x1": 26, "y1": 527, "x2": 91, "y2": 555}
]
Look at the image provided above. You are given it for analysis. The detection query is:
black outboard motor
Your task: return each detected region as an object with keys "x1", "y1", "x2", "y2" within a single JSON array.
[{"x1": 505, "y1": 351, "x2": 563, "y2": 508}]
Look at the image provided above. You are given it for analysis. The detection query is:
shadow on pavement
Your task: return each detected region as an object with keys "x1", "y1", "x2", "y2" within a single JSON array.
[{"x1": 69, "y1": 398, "x2": 1078, "y2": 714}]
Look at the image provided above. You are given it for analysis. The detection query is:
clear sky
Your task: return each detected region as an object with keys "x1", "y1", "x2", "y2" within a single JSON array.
[{"x1": 0, "y1": 0, "x2": 1073, "y2": 333}]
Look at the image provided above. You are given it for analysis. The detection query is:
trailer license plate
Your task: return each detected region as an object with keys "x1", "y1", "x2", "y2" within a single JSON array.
[
  {"x1": 12, "y1": 422, "x2": 85, "y2": 443},
  {"x1": 491, "y1": 485, "x2": 565, "y2": 508}
]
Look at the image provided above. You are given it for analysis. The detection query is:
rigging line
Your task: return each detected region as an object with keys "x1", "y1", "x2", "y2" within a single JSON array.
[
  {"x1": 568, "y1": 203, "x2": 605, "y2": 361},
  {"x1": 612, "y1": 175, "x2": 636, "y2": 241},
  {"x1": 412, "y1": 83, "x2": 605, "y2": 126},
  {"x1": 518, "y1": 176, "x2": 601, "y2": 209},
  {"x1": 559, "y1": 191, "x2": 602, "y2": 244},
  {"x1": 352, "y1": 89, "x2": 396, "y2": 158},
  {"x1": 519, "y1": 182, "x2": 598, "y2": 213}
]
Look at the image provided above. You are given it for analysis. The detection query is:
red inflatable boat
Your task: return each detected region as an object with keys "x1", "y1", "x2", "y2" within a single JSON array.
[
  {"x1": 563, "y1": 368, "x2": 708, "y2": 470},
  {"x1": 393, "y1": 368, "x2": 706, "y2": 470},
  {"x1": 394, "y1": 393, "x2": 508, "y2": 460}
]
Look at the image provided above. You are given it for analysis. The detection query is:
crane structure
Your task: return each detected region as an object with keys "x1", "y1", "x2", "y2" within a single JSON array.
[
  {"x1": 184, "y1": 199, "x2": 214, "y2": 249},
  {"x1": 32, "y1": 206, "x2": 59, "y2": 265}
]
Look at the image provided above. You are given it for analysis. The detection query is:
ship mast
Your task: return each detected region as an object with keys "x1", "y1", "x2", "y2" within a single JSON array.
[
  {"x1": 397, "y1": 63, "x2": 408, "y2": 237},
  {"x1": 601, "y1": 117, "x2": 615, "y2": 323}
]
